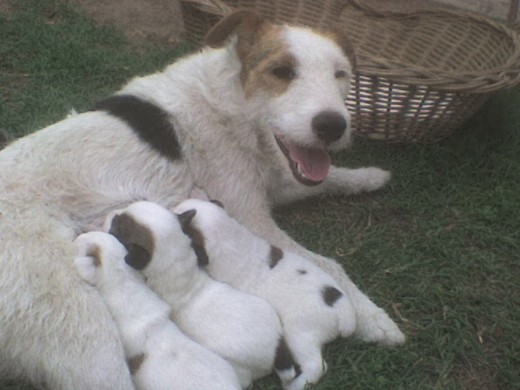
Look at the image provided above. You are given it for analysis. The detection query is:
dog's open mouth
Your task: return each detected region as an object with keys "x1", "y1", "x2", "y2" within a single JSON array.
[{"x1": 275, "y1": 135, "x2": 330, "y2": 186}]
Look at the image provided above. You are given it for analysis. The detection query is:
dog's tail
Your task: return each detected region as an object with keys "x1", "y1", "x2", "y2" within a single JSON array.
[{"x1": 273, "y1": 337, "x2": 301, "y2": 385}]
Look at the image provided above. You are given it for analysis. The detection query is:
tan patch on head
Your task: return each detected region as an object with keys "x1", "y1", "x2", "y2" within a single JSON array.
[{"x1": 240, "y1": 25, "x2": 297, "y2": 98}]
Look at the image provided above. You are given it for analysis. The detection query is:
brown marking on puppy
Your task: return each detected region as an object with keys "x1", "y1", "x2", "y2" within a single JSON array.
[
  {"x1": 85, "y1": 244, "x2": 102, "y2": 267},
  {"x1": 127, "y1": 353, "x2": 146, "y2": 375},
  {"x1": 109, "y1": 214, "x2": 154, "y2": 270},
  {"x1": 204, "y1": 9, "x2": 296, "y2": 98},
  {"x1": 322, "y1": 285, "x2": 343, "y2": 307},
  {"x1": 177, "y1": 210, "x2": 209, "y2": 267},
  {"x1": 269, "y1": 245, "x2": 284, "y2": 269}
]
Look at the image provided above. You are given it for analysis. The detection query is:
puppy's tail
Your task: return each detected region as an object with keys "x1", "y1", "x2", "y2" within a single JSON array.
[{"x1": 274, "y1": 337, "x2": 301, "y2": 385}]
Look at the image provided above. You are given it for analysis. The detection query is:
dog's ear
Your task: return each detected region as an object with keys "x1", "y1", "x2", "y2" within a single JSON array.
[
  {"x1": 209, "y1": 199, "x2": 225, "y2": 209},
  {"x1": 124, "y1": 243, "x2": 151, "y2": 271},
  {"x1": 204, "y1": 9, "x2": 266, "y2": 50},
  {"x1": 74, "y1": 255, "x2": 100, "y2": 285},
  {"x1": 177, "y1": 209, "x2": 197, "y2": 226},
  {"x1": 176, "y1": 209, "x2": 210, "y2": 267},
  {"x1": 109, "y1": 213, "x2": 154, "y2": 270},
  {"x1": 327, "y1": 29, "x2": 357, "y2": 73}
]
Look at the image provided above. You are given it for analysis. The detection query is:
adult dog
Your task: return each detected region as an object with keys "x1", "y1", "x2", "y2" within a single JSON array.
[{"x1": 0, "y1": 10, "x2": 404, "y2": 389}]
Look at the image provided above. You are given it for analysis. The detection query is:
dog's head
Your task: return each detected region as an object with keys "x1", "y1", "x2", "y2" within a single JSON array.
[
  {"x1": 206, "y1": 10, "x2": 356, "y2": 186},
  {"x1": 74, "y1": 231, "x2": 138, "y2": 287},
  {"x1": 104, "y1": 201, "x2": 201, "y2": 280}
]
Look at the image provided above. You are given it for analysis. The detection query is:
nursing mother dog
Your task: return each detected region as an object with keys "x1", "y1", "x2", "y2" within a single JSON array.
[{"x1": 0, "y1": 9, "x2": 404, "y2": 389}]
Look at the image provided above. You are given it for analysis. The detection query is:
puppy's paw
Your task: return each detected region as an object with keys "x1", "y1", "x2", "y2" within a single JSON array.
[{"x1": 354, "y1": 307, "x2": 405, "y2": 346}]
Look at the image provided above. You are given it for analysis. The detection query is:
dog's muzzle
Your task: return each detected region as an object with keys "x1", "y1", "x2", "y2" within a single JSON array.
[{"x1": 312, "y1": 111, "x2": 347, "y2": 144}]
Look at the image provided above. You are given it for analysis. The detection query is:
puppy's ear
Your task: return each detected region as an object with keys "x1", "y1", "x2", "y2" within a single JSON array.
[
  {"x1": 209, "y1": 199, "x2": 225, "y2": 209},
  {"x1": 74, "y1": 255, "x2": 100, "y2": 286},
  {"x1": 177, "y1": 209, "x2": 197, "y2": 227},
  {"x1": 204, "y1": 9, "x2": 266, "y2": 49},
  {"x1": 124, "y1": 243, "x2": 151, "y2": 271},
  {"x1": 176, "y1": 209, "x2": 210, "y2": 267},
  {"x1": 328, "y1": 29, "x2": 357, "y2": 73},
  {"x1": 109, "y1": 213, "x2": 154, "y2": 270}
]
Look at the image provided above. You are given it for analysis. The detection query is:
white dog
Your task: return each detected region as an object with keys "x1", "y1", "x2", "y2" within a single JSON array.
[
  {"x1": 175, "y1": 198, "x2": 357, "y2": 389},
  {"x1": 0, "y1": 10, "x2": 403, "y2": 389},
  {"x1": 105, "y1": 201, "x2": 300, "y2": 388},
  {"x1": 73, "y1": 231, "x2": 241, "y2": 390}
]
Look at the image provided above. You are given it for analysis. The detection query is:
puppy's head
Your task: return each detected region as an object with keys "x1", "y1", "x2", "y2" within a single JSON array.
[
  {"x1": 74, "y1": 231, "x2": 132, "y2": 286},
  {"x1": 205, "y1": 10, "x2": 356, "y2": 186},
  {"x1": 104, "y1": 201, "x2": 200, "y2": 279}
]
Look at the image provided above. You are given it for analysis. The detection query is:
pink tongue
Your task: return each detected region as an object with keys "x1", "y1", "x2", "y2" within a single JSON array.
[{"x1": 287, "y1": 144, "x2": 331, "y2": 182}]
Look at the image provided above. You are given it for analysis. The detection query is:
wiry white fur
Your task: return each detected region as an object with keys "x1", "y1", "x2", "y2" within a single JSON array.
[
  {"x1": 105, "y1": 201, "x2": 298, "y2": 389},
  {"x1": 175, "y1": 199, "x2": 357, "y2": 389},
  {"x1": 73, "y1": 231, "x2": 241, "y2": 390},
  {"x1": 0, "y1": 11, "x2": 402, "y2": 389}
]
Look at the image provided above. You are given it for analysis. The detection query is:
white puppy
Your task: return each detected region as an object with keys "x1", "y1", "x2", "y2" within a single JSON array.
[
  {"x1": 174, "y1": 198, "x2": 358, "y2": 389},
  {"x1": 104, "y1": 201, "x2": 300, "y2": 389},
  {"x1": 73, "y1": 231, "x2": 241, "y2": 390}
]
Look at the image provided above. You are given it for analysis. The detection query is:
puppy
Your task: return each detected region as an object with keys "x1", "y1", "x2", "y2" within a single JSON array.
[
  {"x1": 73, "y1": 231, "x2": 241, "y2": 390},
  {"x1": 175, "y1": 198, "x2": 359, "y2": 389},
  {"x1": 105, "y1": 201, "x2": 300, "y2": 389}
]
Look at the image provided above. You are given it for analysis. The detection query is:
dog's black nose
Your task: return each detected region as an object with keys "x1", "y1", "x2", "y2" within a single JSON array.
[{"x1": 312, "y1": 111, "x2": 347, "y2": 144}]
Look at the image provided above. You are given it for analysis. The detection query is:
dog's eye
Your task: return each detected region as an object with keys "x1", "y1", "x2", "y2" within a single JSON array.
[
  {"x1": 271, "y1": 66, "x2": 296, "y2": 81},
  {"x1": 335, "y1": 70, "x2": 348, "y2": 79}
]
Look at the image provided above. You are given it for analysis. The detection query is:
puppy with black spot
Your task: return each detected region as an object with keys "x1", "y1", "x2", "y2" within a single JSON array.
[
  {"x1": 73, "y1": 231, "x2": 241, "y2": 390},
  {"x1": 104, "y1": 201, "x2": 300, "y2": 389},
  {"x1": 174, "y1": 198, "x2": 357, "y2": 390}
]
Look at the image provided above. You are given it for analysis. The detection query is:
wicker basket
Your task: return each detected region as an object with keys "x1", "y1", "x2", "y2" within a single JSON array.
[{"x1": 181, "y1": 0, "x2": 520, "y2": 143}]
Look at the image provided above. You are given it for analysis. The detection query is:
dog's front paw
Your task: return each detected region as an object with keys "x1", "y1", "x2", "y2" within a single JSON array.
[
  {"x1": 357, "y1": 167, "x2": 391, "y2": 193},
  {"x1": 355, "y1": 307, "x2": 405, "y2": 346}
]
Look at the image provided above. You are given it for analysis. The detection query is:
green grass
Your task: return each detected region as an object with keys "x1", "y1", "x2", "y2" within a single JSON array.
[{"x1": 1, "y1": 1, "x2": 519, "y2": 389}]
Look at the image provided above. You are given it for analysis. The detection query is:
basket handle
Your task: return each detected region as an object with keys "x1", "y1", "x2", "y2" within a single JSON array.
[{"x1": 181, "y1": 0, "x2": 235, "y2": 17}]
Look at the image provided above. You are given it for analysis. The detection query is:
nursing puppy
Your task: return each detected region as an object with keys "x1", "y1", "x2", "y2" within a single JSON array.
[
  {"x1": 105, "y1": 201, "x2": 299, "y2": 389},
  {"x1": 73, "y1": 231, "x2": 241, "y2": 390},
  {"x1": 0, "y1": 9, "x2": 403, "y2": 389},
  {"x1": 175, "y1": 198, "x2": 356, "y2": 389}
]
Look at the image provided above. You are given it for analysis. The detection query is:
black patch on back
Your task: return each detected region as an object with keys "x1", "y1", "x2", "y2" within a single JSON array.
[
  {"x1": 177, "y1": 209, "x2": 209, "y2": 267},
  {"x1": 109, "y1": 213, "x2": 154, "y2": 270},
  {"x1": 274, "y1": 337, "x2": 301, "y2": 377},
  {"x1": 297, "y1": 269, "x2": 307, "y2": 275},
  {"x1": 127, "y1": 353, "x2": 146, "y2": 375},
  {"x1": 269, "y1": 245, "x2": 284, "y2": 269},
  {"x1": 92, "y1": 94, "x2": 181, "y2": 161},
  {"x1": 322, "y1": 286, "x2": 343, "y2": 307}
]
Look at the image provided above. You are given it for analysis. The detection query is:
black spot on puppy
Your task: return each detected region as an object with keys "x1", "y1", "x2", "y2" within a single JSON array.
[
  {"x1": 322, "y1": 286, "x2": 343, "y2": 307},
  {"x1": 127, "y1": 353, "x2": 146, "y2": 375},
  {"x1": 269, "y1": 246, "x2": 284, "y2": 268},
  {"x1": 109, "y1": 214, "x2": 154, "y2": 270},
  {"x1": 209, "y1": 199, "x2": 225, "y2": 209},
  {"x1": 92, "y1": 94, "x2": 181, "y2": 161},
  {"x1": 274, "y1": 337, "x2": 301, "y2": 377},
  {"x1": 177, "y1": 209, "x2": 209, "y2": 267},
  {"x1": 297, "y1": 269, "x2": 307, "y2": 275}
]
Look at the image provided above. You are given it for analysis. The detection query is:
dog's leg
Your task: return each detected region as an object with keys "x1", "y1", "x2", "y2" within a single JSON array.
[
  {"x1": 272, "y1": 166, "x2": 391, "y2": 206},
  {"x1": 236, "y1": 209, "x2": 405, "y2": 346}
]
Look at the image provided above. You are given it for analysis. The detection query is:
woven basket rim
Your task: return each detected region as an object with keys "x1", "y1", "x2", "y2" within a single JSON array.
[
  {"x1": 181, "y1": 0, "x2": 520, "y2": 92},
  {"x1": 344, "y1": 0, "x2": 520, "y2": 92}
]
